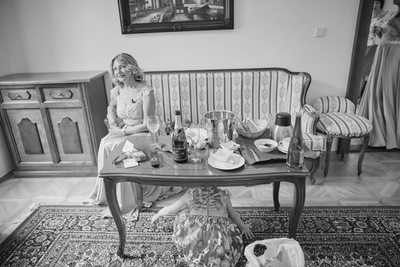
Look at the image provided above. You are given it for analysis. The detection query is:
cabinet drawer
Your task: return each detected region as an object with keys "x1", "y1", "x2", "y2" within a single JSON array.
[
  {"x1": 42, "y1": 86, "x2": 80, "y2": 102},
  {"x1": 1, "y1": 88, "x2": 38, "y2": 103}
]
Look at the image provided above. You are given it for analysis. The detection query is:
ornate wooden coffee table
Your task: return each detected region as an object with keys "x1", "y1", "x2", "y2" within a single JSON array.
[{"x1": 100, "y1": 136, "x2": 308, "y2": 258}]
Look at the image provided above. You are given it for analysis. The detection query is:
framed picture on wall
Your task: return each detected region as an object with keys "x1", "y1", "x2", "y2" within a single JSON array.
[{"x1": 117, "y1": 0, "x2": 234, "y2": 34}]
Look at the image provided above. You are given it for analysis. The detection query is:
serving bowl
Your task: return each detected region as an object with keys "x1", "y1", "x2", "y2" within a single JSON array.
[
  {"x1": 236, "y1": 119, "x2": 268, "y2": 139},
  {"x1": 254, "y1": 139, "x2": 278, "y2": 153}
]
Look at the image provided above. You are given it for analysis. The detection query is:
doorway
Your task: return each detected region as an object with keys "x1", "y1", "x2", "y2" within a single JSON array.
[
  {"x1": 343, "y1": 0, "x2": 399, "y2": 153},
  {"x1": 346, "y1": 0, "x2": 373, "y2": 104},
  {"x1": 339, "y1": 0, "x2": 373, "y2": 154},
  {"x1": 346, "y1": 0, "x2": 398, "y2": 103}
]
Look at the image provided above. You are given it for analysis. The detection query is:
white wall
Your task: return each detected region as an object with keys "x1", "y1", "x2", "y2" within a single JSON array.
[
  {"x1": 0, "y1": 0, "x2": 360, "y2": 175},
  {"x1": 0, "y1": 5, "x2": 14, "y2": 176},
  {"x1": 0, "y1": 0, "x2": 359, "y2": 100}
]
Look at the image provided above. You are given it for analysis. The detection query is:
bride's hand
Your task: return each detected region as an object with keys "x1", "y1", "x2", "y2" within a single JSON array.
[{"x1": 109, "y1": 127, "x2": 125, "y2": 136}]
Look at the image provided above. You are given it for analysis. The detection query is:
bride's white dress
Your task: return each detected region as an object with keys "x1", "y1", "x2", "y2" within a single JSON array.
[
  {"x1": 88, "y1": 85, "x2": 181, "y2": 220},
  {"x1": 357, "y1": 18, "x2": 400, "y2": 149}
]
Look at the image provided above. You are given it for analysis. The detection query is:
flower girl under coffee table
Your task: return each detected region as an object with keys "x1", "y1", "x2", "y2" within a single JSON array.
[{"x1": 151, "y1": 186, "x2": 254, "y2": 267}]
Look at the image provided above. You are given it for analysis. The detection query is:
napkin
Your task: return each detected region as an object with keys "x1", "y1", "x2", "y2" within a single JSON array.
[
  {"x1": 213, "y1": 148, "x2": 234, "y2": 162},
  {"x1": 122, "y1": 140, "x2": 136, "y2": 153},
  {"x1": 123, "y1": 158, "x2": 139, "y2": 168}
]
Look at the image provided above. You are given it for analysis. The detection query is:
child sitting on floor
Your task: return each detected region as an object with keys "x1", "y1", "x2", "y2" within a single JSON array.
[{"x1": 151, "y1": 186, "x2": 254, "y2": 267}]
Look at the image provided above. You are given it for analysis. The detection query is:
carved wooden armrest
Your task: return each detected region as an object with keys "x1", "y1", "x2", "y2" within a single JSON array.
[{"x1": 301, "y1": 104, "x2": 320, "y2": 135}]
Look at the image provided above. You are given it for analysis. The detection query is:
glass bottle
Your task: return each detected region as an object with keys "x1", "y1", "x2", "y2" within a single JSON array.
[
  {"x1": 286, "y1": 112, "x2": 304, "y2": 169},
  {"x1": 172, "y1": 110, "x2": 188, "y2": 163}
]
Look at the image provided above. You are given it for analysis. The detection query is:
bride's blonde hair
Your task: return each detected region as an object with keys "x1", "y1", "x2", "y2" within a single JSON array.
[{"x1": 110, "y1": 53, "x2": 145, "y2": 87}]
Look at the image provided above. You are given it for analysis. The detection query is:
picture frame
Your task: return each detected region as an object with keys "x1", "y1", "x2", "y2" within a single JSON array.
[{"x1": 117, "y1": 0, "x2": 234, "y2": 34}]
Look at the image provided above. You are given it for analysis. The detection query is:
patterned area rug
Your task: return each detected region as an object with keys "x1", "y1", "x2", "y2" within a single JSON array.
[{"x1": 0, "y1": 206, "x2": 399, "y2": 266}]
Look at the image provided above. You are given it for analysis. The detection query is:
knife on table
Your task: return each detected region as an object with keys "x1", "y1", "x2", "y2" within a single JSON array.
[{"x1": 248, "y1": 147, "x2": 260, "y2": 162}]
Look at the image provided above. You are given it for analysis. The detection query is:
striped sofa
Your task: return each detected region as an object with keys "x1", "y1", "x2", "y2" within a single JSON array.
[
  {"x1": 144, "y1": 67, "x2": 324, "y2": 183},
  {"x1": 146, "y1": 68, "x2": 309, "y2": 124}
]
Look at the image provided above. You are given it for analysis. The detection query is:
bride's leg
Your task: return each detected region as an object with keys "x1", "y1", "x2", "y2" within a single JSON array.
[
  {"x1": 133, "y1": 183, "x2": 143, "y2": 211},
  {"x1": 131, "y1": 183, "x2": 143, "y2": 221}
]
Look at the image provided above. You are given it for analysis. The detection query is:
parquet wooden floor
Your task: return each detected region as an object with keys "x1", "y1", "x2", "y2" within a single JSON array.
[{"x1": 1, "y1": 149, "x2": 399, "y2": 244}]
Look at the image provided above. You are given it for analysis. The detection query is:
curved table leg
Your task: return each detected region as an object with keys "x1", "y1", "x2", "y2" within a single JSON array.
[
  {"x1": 104, "y1": 178, "x2": 126, "y2": 258},
  {"x1": 307, "y1": 154, "x2": 320, "y2": 185},
  {"x1": 289, "y1": 177, "x2": 306, "y2": 238},
  {"x1": 273, "y1": 182, "x2": 281, "y2": 212},
  {"x1": 312, "y1": 156, "x2": 323, "y2": 185}
]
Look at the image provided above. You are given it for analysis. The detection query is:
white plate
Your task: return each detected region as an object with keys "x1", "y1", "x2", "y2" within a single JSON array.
[
  {"x1": 208, "y1": 153, "x2": 245, "y2": 170},
  {"x1": 277, "y1": 145, "x2": 288, "y2": 154}
]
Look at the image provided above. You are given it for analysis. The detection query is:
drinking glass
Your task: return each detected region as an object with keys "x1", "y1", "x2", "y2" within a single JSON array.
[
  {"x1": 188, "y1": 124, "x2": 202, "y2": 163},
  {"x1": 147, "y1": 115, "x2": 160, "y2": 146}
]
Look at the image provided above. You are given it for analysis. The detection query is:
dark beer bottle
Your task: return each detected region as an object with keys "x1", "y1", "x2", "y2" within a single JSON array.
[
  {"x1": 172, "y1": 110, "x2": 188, "y2": 163},
  {"x1": 286, "y1": 112, "x2": 304, "y2": 169}
]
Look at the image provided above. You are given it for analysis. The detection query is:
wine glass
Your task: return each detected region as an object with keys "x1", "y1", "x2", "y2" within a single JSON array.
[
  {"x1": 147, "y1": 115, "x2": 160, "y2": 146},
  {"x1": 188, "y1": 124, "x2": 202, "y2": 163}
]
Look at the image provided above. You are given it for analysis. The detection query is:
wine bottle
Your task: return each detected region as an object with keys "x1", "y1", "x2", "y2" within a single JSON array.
[
  {"x1": 286, "y1": 112, "x2": 304, "y2": 169},
  {"x1": 172, "y1": 110, "x2": 188, "y2": 163}
]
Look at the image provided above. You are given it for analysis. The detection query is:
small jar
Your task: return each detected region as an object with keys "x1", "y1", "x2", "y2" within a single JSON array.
[{"x1": 271, "y1": 112, "x2": 293, "y2": 142}]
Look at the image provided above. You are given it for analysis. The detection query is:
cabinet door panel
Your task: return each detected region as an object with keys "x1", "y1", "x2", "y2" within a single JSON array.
[
  {"x1": 6, "y1": 110, "x2": 53, "y2": 162},
  {"x1": 18, "y1": 118, "x2": 44, "y2": 154},
  {"x1": 58, "y1": 117, "x2": 83, "y2": 154},
  {"x1": 48, "y1": 108, "x2": 92, "y2": 162}
]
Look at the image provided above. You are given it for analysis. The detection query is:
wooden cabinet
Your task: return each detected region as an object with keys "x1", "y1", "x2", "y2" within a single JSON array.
[{"x1": 0, "y1": 71, "x2": 109, "y2": 177}]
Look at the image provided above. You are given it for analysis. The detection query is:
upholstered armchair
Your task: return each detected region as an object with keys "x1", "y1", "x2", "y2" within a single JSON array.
[
  {"x1": 311, "y1": 96, "x2": 373, "y2": 178},
  {"x1": 300, "y1": 104, "x2": 326, "y2": 184}
]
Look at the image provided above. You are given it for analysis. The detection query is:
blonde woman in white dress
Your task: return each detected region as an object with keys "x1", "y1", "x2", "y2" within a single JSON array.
[{"x1": 87, "y1": 53, "x2": 181, "y2": 220}]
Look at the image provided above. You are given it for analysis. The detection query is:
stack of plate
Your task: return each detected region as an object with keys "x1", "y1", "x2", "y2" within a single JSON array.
[
  {"x1": 277, "y1": 145, "x2": 288, "y2": 154},
  {"x1": 208, "y1": 149, "x2": 245, "y2": 170},
  {"x1": 277, "y1": 137, "x2": 290, "y2": 154}
]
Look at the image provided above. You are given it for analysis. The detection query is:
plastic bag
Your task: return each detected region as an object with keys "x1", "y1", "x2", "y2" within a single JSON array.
[{"x1": 244, "y1": 238, "x2": 305, "y2": 267}]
